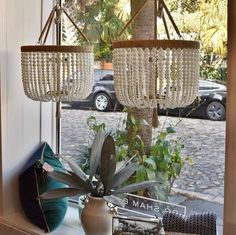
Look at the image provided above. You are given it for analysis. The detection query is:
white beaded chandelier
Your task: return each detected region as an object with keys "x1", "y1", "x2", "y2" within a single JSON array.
[
  {"x1": 112, "y1": 0, "x2": 200, "y2": 109},
  {"x1": 21, "y1": 5, "x2": 93, "y2": 103},
  {"x1": 21, "y1": 2, "x2": 93, "y2": 154},
  {"x1": 21, "y1": 45, "x2": 93, "y2": 102}
]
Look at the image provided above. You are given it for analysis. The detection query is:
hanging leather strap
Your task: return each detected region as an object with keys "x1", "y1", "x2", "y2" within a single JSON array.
[
  {"x1": 117, "y1": 0, "x2": 183, "y2": 41},
  {"x1": 37, "y1": 3, "x2": 90, "y2": 45},
  {"x1": 62, "y1": 8, "x2": 89, "y2": 42},
  {"x1": 160, "y1": 0, "x2": 183, "y2": 39},
  {"x1": 38, "y1": 6, "x2": 57, "y2": 44}
]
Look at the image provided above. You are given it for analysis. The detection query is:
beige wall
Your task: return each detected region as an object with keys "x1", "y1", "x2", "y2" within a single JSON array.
[{"x1": 0, "y1": 0, "x2": 54, "y2": 216}]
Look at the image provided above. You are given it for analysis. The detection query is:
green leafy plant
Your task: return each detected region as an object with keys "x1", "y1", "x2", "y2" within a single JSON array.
[
  {"x1": 63, "y1": 0, "x2": 130, "y2": 62},
  {"x1": 39, "y1": 130, "x2": 159, "y2": 206},
  {"x1": 200, "y1": 65, "x2": 226, "y2": 82},
  {"x1": 115, "y1": 117, "x2": 188, "y2": 200}
]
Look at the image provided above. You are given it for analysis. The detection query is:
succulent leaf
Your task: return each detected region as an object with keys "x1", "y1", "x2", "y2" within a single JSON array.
[
  {"x1": 113, "y1": 180, "x2": 160, "y2": 194},
  {"x1": 39, "y1": 130, "x2": 162, "y2": 202},
  {"x1": 48, "y1": 171, "x2": 93, "y2": 191},
  {"x1": 115, "y1": 154, "x2": 137, "y2": 173},
  {"x1": 39, "y1": 188, "x2": 88, "y2": 200},
  {"x1": 89, "y1": 130, "x2": 106, "y2": 180},
  {"x1": 100, "y1": 135, "x2": 116, "y2": 194},
  {"x1": 60, "y1": 155, "x2": 89, "y2": 183},
  {"x1": 111, "y1": 162, "x2": 138, "y2": 189}
]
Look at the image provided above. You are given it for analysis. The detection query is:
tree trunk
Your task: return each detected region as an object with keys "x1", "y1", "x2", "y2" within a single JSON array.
[
  {"x1": 131, "y1": 0, "x2": 155, "y2": 39},
  {"x1": 127, "y1": 0, "x2": 159, "y2": 152}
]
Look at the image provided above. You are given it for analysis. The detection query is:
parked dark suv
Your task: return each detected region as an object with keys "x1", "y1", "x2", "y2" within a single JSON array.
[
  {"x1": 92, "y1": 70, "x2": 117, "y2": 111},
  {"x1": 159, "y1": 79, "x2": 226, "y2": 121},
  {"x1": 63, "y1": 69, "x2": 226, "y2": 121},
  {"x1": 63, "y1": 69, "x2": 120, "y2": 111}
]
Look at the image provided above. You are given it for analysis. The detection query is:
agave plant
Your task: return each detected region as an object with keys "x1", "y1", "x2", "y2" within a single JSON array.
[{"x1": 39, "y1": 130, "x2": 159, "y2": 206}]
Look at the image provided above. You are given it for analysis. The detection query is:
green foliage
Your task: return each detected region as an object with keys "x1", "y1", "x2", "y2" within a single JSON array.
[
  {"x1": 39, "y1": 130, "x2": 159, "y2": 207},
  {"x1": 63, "y1": 0, "x2": 130, "y2": 61},
  {"x1": 150, "y1": 127, "x2": 184, "y2": 184},
  {"x1": 116, "y1": 118, "x2": 186, "y2": 199},
  {"x1": 200, "y1": 54, "x2": 227, "y2": 81},
  {"x1": 94, "y1": 42, "x2": 113, "y2": 62},
  {"x1": 164, "y1": 0, "x2": 227, "y2": 58},
  {"x1": 200, "y1": 66, "x2": 227, "y2": 81},
  {"x1": 166, "y1": 0, "x2": 200, "y2": 13},
  {"x1": 87, "y1": 115, "x2": 106, "y2": 133},
  {"x1": 162, "y1": 0, "x2": 227, "y2": 82}
]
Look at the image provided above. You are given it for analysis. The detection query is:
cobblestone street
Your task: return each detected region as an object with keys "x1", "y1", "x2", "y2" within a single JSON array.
[{"x1": 61, "y1": 109, "x2": 225, "y2": 202}]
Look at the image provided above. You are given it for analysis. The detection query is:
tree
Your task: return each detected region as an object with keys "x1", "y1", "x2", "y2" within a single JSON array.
[
  {"x1": 125, "y1": 0, "x2": 158, "y2": 154},
  {"x1": 62, "y1": 0, "x2": 159, "y2": 151},
  {"x1": 159, "y1": 0, "x2": 227, "y2": 81},
  {"x1": 198, "y1": 0, "x2": 227, "y2": 57},
  {"x1": 164, "y1": 0, "x2": 227, "y2": 57},
  {"x1": 63, "y1": 0, "x2": 129, "y2": 61}
]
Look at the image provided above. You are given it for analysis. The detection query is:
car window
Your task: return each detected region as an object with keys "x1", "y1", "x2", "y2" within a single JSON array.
[
  {"x1": 199, "y1": 86, "x2": 220, "y2": 90},
  {"x1": 94, "y1": 69, "x2": 113, "y2": 82},
  {"x1": 198, "y1": 80, "x2": 226, "y2": 92},
  {"x1": 100, "y1": 74, "x2": 113, "y2": 81}
]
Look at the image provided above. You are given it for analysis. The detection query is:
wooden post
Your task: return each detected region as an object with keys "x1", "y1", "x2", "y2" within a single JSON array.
[{"x1": 223, "y1": 0, "x2": 236, "y2": 234}]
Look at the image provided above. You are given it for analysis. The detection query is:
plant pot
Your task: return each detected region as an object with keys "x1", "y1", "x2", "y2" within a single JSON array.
[
  {"x1": 100, "y1": 61, "x2": 113, "y2": 70},
  {"x1": 81, "y1": 195, "x2": 113, "y2": 235}
]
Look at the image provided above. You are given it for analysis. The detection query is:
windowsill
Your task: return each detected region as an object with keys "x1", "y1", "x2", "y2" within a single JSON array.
[
  {"x1": 0, "y1": 204, "x2": 214, "y2": 235},
  {"x1": 0, "y1": 203, "x2": 85, "y2": 235}
]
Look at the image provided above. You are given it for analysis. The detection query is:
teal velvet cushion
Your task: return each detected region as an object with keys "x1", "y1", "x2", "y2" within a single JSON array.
[{"x1": 19, "y1": 142, "x2": 68, "y2": 232}]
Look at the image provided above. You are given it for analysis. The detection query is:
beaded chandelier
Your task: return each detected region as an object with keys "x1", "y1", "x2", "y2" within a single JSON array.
[
  {"x1": 112, "y1": 0, "x2": 200, "y2": 109},
  {"x1": 21, "y1": 45, "x2": 93, "y2": 102},
  {"x1": 21, "y1": 4, "x2": 93, "y2": 103},
  {"x1": 21, "y1": 2, "x2": 93, "y2": 154}
]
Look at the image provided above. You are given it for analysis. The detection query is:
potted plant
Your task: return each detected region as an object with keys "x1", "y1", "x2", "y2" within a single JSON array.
[
  {"x1": 82, "y1": 115, "x2": 188, "y2": 201},
  {"x1": 39, "y1": 130, "x2": 159, "y2": 235}
]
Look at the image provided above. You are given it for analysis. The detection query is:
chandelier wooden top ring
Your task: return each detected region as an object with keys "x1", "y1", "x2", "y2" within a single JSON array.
[
  {"x1": 21, "y1": 45, "x2": 93, "y2": 53},
  {"x1": 113, "y1": 40, "x2": 200, "y2": 50}
]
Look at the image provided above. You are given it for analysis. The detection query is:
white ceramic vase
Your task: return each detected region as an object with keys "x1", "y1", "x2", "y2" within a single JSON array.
[{"x1": 81, "y1": 195, "x2": 113, "y2": 235}]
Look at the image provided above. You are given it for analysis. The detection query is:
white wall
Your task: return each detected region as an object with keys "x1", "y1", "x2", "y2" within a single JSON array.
[{"x1": 0, "y1": 0, "x2": 54, "y2": 215}]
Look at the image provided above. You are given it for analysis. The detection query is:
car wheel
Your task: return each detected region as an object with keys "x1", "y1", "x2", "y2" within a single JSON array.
[
  {"x1": 206, "y1": 101, "x2": 226, "y2": 121},
  {"x1": 94, "y1": 93, "x2": 111, "y2": 111}
]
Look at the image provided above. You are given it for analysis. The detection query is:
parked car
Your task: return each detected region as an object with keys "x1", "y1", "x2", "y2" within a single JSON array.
[
  {"x1": 63, "y1": 69, "x2": 121, "y2": 111},
  {"x1": 159, "y1": 80, "x2": 226, "y2": 121},
  {"x1": 63, "y1": 69, "x2": 226, "y2": 121}
]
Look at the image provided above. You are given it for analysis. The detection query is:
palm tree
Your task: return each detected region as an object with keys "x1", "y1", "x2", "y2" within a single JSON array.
[
  {"x1": 165, "y1": 0, "x2": 227, "y2": 57},
  {"x1": 63, "y1": 0, "x2": 128, "y2": 61},
  {"x1": 198, "y1": 0, "x2": 227, "y2": 57},
  {"x1": 158, "y1": 0, "x2": 226, "y2": 80}
]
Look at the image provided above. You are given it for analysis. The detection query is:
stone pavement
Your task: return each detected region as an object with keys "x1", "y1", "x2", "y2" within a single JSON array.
[{"x1": 61, "y1": 109, "x2": 225, "y2": 203}]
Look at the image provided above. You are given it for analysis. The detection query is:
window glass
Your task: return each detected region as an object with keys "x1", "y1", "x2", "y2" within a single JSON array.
[{"x1": 61, "y1": 1, "x2": 226, "y2": 234}]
